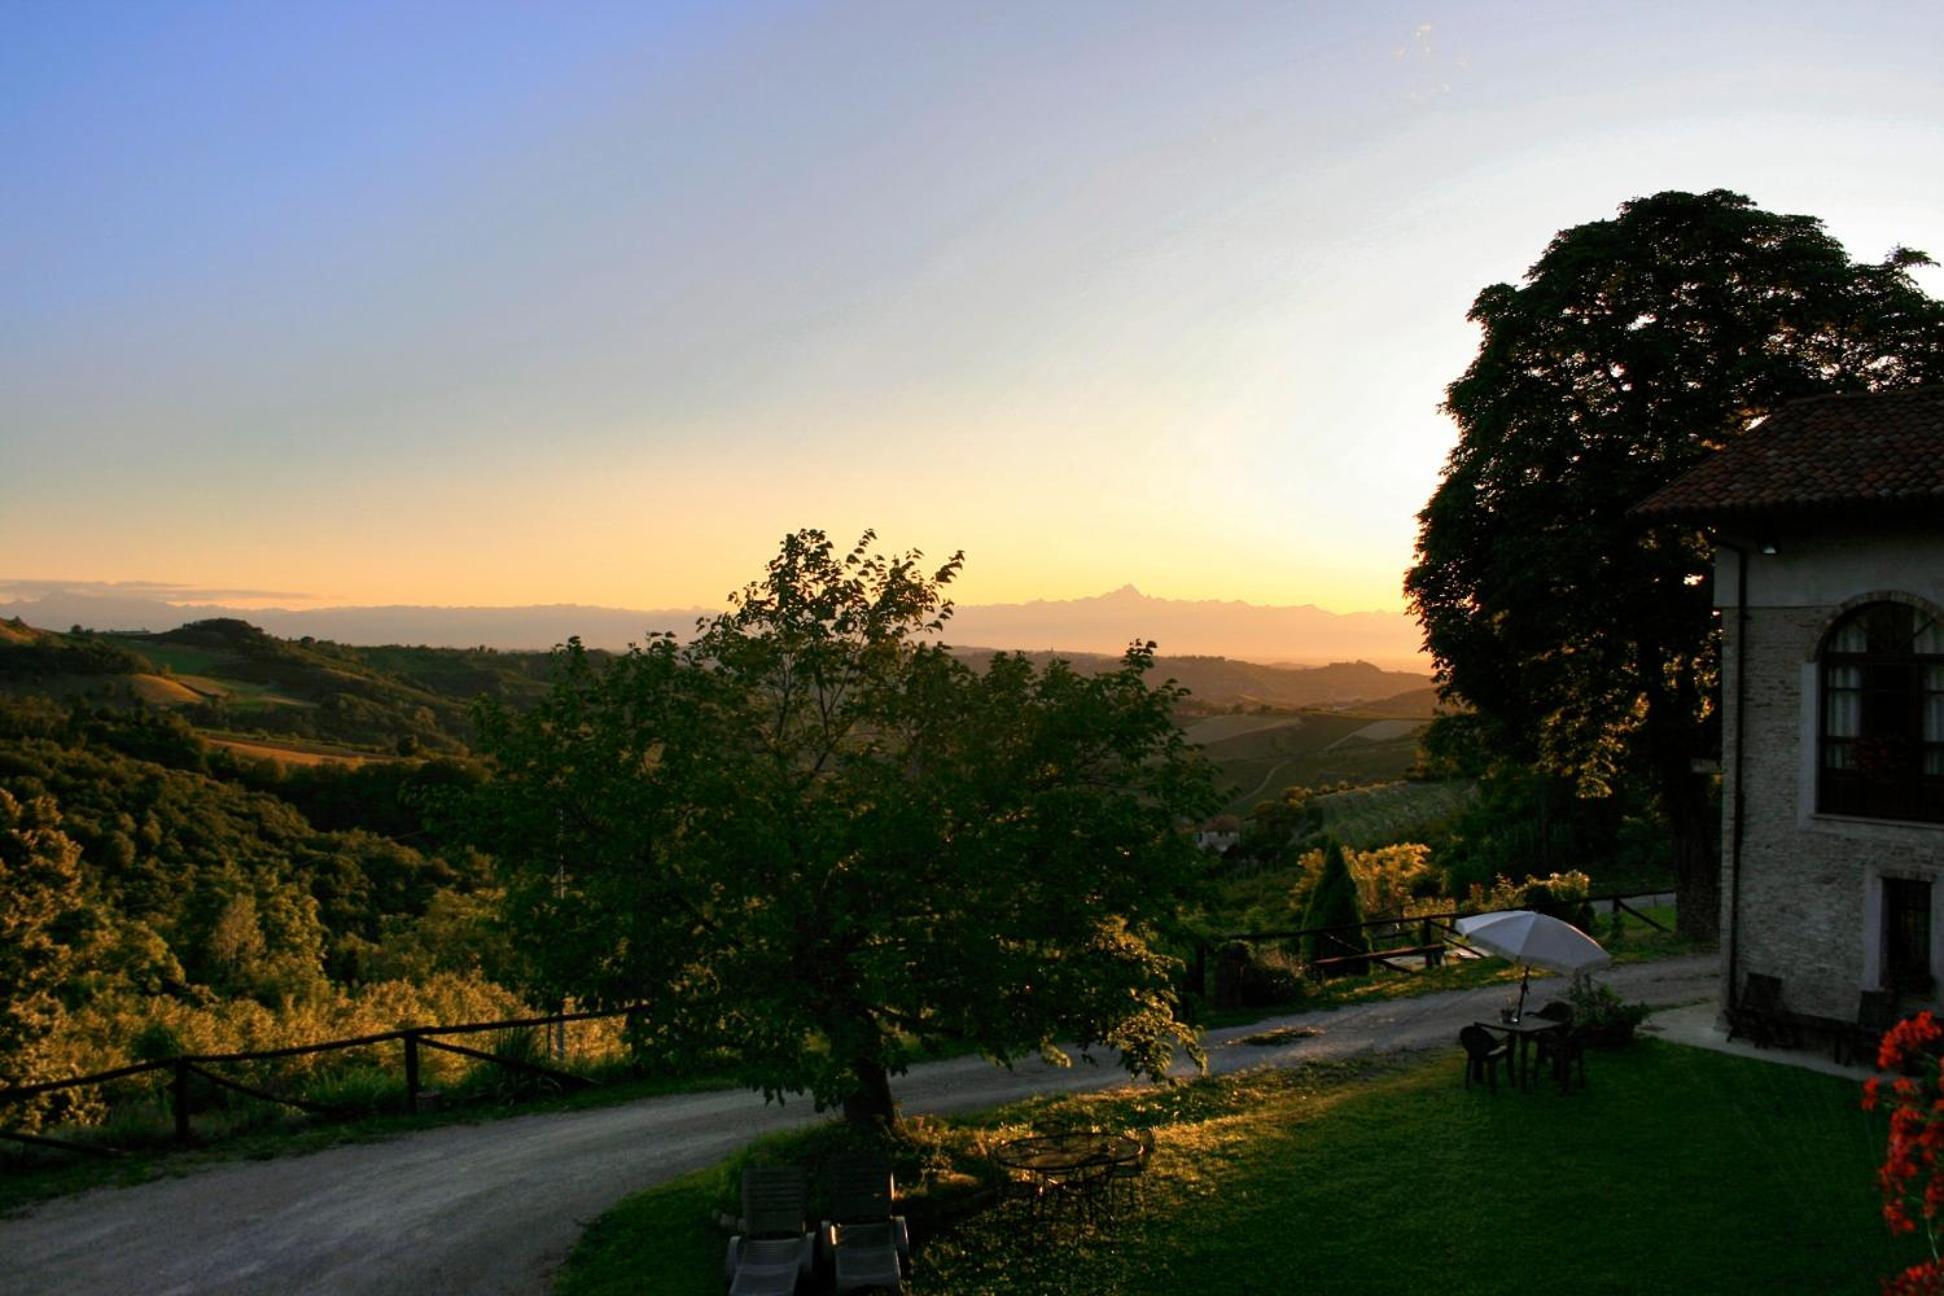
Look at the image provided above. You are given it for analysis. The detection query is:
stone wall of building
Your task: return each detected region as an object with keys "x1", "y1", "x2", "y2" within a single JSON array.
[{"x1": 1717, "y1": 530, "x2": 1944, "y2": 1021}]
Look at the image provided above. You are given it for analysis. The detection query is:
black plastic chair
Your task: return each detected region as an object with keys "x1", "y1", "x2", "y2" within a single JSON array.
[
  {"x1": 1837, "y1": 990, "x2": 1899, "y2": 1067},
  {"x1": 1728, "y1": 973, "x2": 1802, "y2": 1049},
  {"x1": 1107, "y1": 1130, "x2": 1153, "y2": 1211},
  {"x1": 1547, "y1": 1028, "x2": 1588, "y2": 1092},
  {"x1": 1460, "y1": 1024, "x2": 1510, "y2": 1091},
  {"x1": 1533, "y1": 1002, "x2": 1575, "y2": 1083}
]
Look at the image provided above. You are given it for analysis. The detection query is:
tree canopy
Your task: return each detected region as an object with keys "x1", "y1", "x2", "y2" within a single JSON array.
[
  {"x1": 472, "y1": 530, "x2": 1219, "y2": 1126},
  {"x1": 0, "y1": 788, "x2": 89, "y2": 1125},
  {"x1": 1405, "y1": 190, "x2": 1944, "y2": 937}
]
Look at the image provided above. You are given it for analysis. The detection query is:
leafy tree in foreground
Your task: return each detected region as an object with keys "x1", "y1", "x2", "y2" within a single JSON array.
[
  {"x1": 473, "y1": 530, "x2": 1218, "y2": 1127},
  {"x1": 1406, "y1": 190, "x2": 1944, "y2": 939}
]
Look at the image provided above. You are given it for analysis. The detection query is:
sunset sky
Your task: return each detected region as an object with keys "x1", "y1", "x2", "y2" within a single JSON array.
[{"x1": 5, "y1": 2, "x2": 1942, "y2": 614}]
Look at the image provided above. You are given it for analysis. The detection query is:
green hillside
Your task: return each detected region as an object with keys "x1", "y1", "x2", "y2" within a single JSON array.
[
  {"x1": 1190, "y1": 710, "x2": 1431, "y2": 815},
  {"x1": 0, "y1": 618, "x2": 577, "y2": 769}
]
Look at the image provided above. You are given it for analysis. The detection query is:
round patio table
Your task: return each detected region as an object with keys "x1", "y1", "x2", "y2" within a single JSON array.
[
  {"x1": 993, "y1": 1131, "x2": 1143, "y2": 1176},
  {"x1": 993, "y1": 1132, "x2": 1145, "y2": 1233}
]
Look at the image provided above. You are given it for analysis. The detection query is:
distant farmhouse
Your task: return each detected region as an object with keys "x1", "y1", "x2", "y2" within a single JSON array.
[
  {"x1": 1194, "y1": 815, "x2": 1243, "y2": 854},
  {"x1": 1637, "y1": 388, "x2": 1944, "y2": 1023}
]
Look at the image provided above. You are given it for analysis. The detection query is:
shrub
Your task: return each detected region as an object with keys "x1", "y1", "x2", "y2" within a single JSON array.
[
  {"x1": 1464, "y1": 870, "x2": 1596, "y2": 933},
  {"x1": 1211, "y1": 941, "x2": 1307, "y2": 1009},
  {"x1": 1344, "y1": 843, "x2": 1436, "y2": 919}
]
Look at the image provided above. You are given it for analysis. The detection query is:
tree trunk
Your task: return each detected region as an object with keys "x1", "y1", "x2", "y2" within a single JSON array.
[
  {"x1": 842, "y1": 1057, "x2": 899, "y2": 1130},
  {"x1": 1663, "y1": 764, "x2": 1720, "y2": 943},
  {"x1": 1640, "y1": 656, "x2": 1720, "y2": 944}
]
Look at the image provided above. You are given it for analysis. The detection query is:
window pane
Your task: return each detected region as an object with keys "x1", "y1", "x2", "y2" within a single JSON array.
[
  {"x1": 1832, "y1": 618, "x2": 1871, "y2": 653},
  {"x1": 1826, "y1": 679, "x2": 1861, "y2": 737},
  {"x1": 1916, "y1": 614, "x2": 1944, "y2": 655},
  {"x1": 1863, "y1": 603, "x2": 1917, "y2": 653},
  {"x1": 1884, "y1": 877, "x2": 1934, "y2": 992},
  {"x1": 1927, "y1": 665, "x2": 1944, "y2": 743}
]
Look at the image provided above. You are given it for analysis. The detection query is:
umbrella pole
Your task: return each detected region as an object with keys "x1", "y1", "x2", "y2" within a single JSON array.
[{"x1": 1516, "y1": 966, "x2": 1530, "y2": 1021}]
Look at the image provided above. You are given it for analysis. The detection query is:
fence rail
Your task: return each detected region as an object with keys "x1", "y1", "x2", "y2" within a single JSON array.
[
  {"x1": 0, "y1": 1002, "x2": 645, "y2": 1157},
  {"x1": 1191, "y1": 889, "x2": 1675, "y2": 996}
]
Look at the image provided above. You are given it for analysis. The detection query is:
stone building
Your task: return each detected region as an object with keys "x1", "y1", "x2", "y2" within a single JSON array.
[{"x1": 1635, "y1": 388, "x2": 1944, "y2": 1021}]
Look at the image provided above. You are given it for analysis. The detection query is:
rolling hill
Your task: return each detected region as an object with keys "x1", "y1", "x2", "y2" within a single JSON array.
[
  {"x1": 953, "y1": 649, "x2": 1431, "y2": 712},
  {"x1": 0, "y1": 618, "x2": 562, "y2": 758},
  {"x1": 2, "y1": 584, "x2": 1427, "y2": 668}
]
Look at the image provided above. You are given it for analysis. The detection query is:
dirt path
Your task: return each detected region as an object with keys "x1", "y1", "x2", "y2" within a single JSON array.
[{"x1": 0, "y1": 955, "x2": 1717, "y2": 1296}]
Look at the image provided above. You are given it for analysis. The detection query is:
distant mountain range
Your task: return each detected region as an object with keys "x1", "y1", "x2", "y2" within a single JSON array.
[
  {"x1": 954, "y1": 650, "x2": 1435, "y2": 714},
  {"x1": 0, "y1": 583, "x2": 1427, "y2": 669}
]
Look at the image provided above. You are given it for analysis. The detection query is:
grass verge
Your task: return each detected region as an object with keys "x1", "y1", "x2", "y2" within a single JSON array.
[{"x1": 559, "y1": 1040, "x2": 1908, "y2": 1296}]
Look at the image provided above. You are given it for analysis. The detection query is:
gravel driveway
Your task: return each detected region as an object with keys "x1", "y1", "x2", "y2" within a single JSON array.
[{"x1": 0, "y1": 955, "x2": 1716, "y2": 1296}]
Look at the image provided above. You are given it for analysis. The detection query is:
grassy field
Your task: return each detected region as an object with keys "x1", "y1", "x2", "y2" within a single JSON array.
[
  {"x1": 201, "y1": 734, "x2": 389, "y2": 766},
  {"x1": 113, "y1": 640, "x2": 235, "y2": 677},
  {"x1": 557, "y1": 1041, "x2": 1906, "y2": 1296}
]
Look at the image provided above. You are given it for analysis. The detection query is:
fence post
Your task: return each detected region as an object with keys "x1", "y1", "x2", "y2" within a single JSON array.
[
  {"x1": 1191, "y1": 943, "x2": 1207, "y2": 998},
  {"x1": 404, "y1": 1031, "x2": 420, "y2": 1115},
  {"x1": 171, "y1": 1059, "x2": 192, "y2": 1144}
]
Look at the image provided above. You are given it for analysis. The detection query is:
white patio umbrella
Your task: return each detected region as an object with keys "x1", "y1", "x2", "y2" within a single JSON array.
[{"x1": 1454, "y1": 909, "x2": 1611, "y2": 1020}]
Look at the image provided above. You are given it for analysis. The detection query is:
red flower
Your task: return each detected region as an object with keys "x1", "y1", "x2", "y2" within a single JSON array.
[
  {"x1": 1871, "y1": 1015, "x2": 1944, "y2": 1289},
  {"x1": 1884, "y1": 1259, "x2": 1944, "y2": 1296}
]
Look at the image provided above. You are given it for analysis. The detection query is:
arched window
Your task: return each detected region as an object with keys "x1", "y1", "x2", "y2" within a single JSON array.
[{"x1": 1820, "y1": 601, "x2": 1944, "y2": 823}]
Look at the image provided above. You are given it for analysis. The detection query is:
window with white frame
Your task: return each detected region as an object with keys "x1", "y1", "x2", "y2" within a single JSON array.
[{"x1": 1819, "y1": 601, "x2": 1944, "y2": 824}]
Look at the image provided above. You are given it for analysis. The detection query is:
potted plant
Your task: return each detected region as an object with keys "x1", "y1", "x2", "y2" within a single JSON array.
[{"x1": 1567, "y1": 972, "x2": 1650, "y2": 1047}]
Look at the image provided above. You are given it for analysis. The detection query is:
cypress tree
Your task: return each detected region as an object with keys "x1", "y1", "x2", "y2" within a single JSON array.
[{"x1": 1301, "y1": 838, "x2": 1367, "y2": 964}]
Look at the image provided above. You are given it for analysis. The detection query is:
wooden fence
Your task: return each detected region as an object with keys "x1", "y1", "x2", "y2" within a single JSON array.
[
  {"x1": 1190, "y1": 889, "x2": 1673, "y2": 996},
  {"x1": 0, "y1": 1003, "x2": 644, "y2": 1158}
]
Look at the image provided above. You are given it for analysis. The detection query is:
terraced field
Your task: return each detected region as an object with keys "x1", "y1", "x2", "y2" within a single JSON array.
[
  {"x1": 1311, "y1": 778, "x2": 1476, "y2": 847},
  {"x1": 1195, "y1": 711, "x2": 1430, "y2": 814}
]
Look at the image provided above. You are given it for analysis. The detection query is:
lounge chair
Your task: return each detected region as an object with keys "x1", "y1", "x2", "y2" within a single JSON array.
[
  {"x1": 822, "y1": 1153, "x2": 908, "y2": 1293},
  {"x1": 725, "y1": 1167, "x2": 815, "y2": 1296},
  {"x1": 1460, "y1": 1024, "x2": 1510, "y2": 1091}
]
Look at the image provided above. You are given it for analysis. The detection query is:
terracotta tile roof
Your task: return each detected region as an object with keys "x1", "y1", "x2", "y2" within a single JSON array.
[{"x1": 1632, "y1": 387, "x2": 1944, "y2": 523}]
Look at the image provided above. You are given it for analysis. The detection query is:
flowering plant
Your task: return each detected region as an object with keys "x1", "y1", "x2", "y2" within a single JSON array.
[{"x1": 1866, "y1": 1011, "x2": 1944, "y2": 1293}]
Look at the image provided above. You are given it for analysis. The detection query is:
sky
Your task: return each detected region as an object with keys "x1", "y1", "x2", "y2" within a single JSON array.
[{"x1": 4, "y1": 2, "x2": 1943, "y2": 615}]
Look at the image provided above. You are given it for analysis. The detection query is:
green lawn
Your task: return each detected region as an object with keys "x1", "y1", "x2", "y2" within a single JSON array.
[{"x1": 559, "y1": 1041, "x2": 1908, "y2": 1296}]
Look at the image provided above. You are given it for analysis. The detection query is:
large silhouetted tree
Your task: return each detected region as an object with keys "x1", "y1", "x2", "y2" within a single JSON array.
[
  {"x1": 472, "y1": 530, "x2": 1218, "y2": 1127},
  {"x1": 1406, "y1": 190, "x2": 1944, "y2": 940}
]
